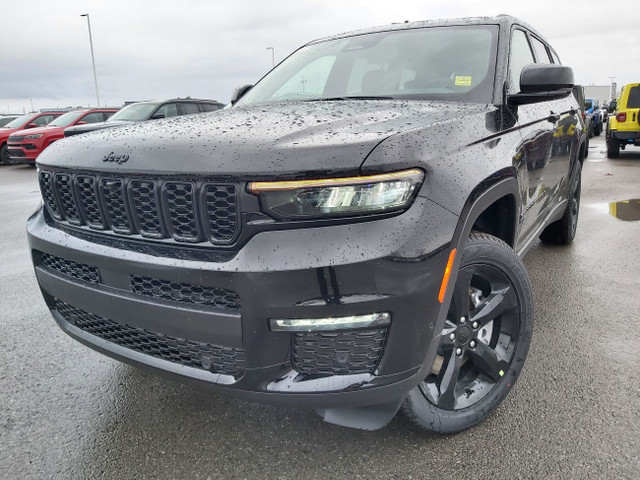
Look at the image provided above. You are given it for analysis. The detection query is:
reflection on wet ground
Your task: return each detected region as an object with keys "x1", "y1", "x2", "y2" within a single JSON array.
[
  {"x1": 588, "y1": 199, "x2": 640, "y2": 221},
  {"x1": 609, "y1": 199, "x2": 640, "y2": 221}
]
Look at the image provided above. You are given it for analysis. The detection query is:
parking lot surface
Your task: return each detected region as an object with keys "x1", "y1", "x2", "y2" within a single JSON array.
[{"x1": 1, "y1": 136, "x2": 639, "y2": 479}]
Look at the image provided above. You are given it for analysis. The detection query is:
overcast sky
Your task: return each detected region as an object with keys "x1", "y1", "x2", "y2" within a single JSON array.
[{"x1": 1, "y1": 0, "x2": 638, "y2": 114}]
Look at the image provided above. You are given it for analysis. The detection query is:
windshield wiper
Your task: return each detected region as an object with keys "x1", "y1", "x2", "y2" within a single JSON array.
[{"x1": 305, "y1": 96, "x2": 395, "y2": 102}]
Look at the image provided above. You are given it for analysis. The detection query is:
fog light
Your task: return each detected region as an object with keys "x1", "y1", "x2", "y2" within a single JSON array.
[{"x1": 269, "y1": 312, "x2": 391, "y2": 332}]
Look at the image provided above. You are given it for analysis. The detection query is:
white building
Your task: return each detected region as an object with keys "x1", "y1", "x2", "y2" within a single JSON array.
[{"x1": 583, "y1": 85, "x2": 614, "y2": 105}]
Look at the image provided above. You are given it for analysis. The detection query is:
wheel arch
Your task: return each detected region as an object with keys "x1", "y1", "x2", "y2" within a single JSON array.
[
  {"x1": 457, "y1": 170, "x2": 520, "y2": 250},
  {"x1": 433, "y1": 171, "x2": 520, "y2": 336}
]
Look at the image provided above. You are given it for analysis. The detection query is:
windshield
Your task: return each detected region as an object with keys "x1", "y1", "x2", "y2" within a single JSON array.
[
  {"x1": 238, "y1": 25, "x2": 498, "y2": 106},
  {"x1": 0, "y1": 117, "x2": 17, "y2": 127},
  {"x1": 3, "y1": 114, "x2": 33, "y2": 129},
  {"x1": 108, "y1": 103, "x2": 158, "y2": 121},
  {"x1": 48, "y1": 111, "x2": 87, "y2": 127}
]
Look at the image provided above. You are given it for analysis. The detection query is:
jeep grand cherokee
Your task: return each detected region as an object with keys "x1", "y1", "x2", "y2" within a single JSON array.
[{"x1": 27, "y1": 15, "x2": 585, "y2": 433}]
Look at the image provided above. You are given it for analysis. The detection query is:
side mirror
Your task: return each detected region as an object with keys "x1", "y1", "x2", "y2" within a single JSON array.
[
  {"x1": 26, "y1": 123, "x2": 38, "y2": 129},
  {"x1": 150, "y1": 112, "x2": 165, "y2": 120},
  {"x1": 230, "y1": 84, "x2": 253, "y2": 105},
  {"x1": 508, "y1": 64, "x2": 574, "y2": 105},
  {"x1": 76, "y1": 121, "x2": 87, "y2": 125}
]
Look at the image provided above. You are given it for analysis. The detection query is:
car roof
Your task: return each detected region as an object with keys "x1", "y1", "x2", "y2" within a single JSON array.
[
  {"x1": 130, "y1": 99, "x2": 223, "y2": 106},
  {"x1": 308, "y1": 15, "x2": 548, "y2": 46}
]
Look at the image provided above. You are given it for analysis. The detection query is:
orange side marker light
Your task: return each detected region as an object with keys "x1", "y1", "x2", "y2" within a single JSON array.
[{"x1": 438, "y1": 248, "x2": 457, "y2": 303}]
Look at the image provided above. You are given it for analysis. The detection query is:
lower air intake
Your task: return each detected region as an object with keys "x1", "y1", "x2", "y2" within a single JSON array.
[{"x1": 54, "y1": 299, "x2": 245, "y2": 377}]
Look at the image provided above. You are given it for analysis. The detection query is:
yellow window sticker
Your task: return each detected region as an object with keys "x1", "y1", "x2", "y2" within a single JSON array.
[{"x1": 455, "y1": 76, "x2": 472, "y2": 87}]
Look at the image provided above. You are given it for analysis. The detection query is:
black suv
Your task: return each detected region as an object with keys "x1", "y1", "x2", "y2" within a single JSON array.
[
  {"x1": 28, "y1": 16, "x2": 585, "y2": 433},
  {"x1": 63, "y1": 98, "x2": 224, "y2": 137}
]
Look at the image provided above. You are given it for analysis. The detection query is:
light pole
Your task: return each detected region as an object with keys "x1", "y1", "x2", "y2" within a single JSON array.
[
  {"x1": 266, "y1": 47, "x2": 275, "y2": 68},
  {"x1": 608, "y1": 76, "x2": 617, "y2": 102},
  {"x1": 81, "y1": 13, "x2": 101, "y2": 107}
]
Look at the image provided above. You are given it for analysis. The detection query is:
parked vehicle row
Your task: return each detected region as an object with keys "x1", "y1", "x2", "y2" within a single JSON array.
[
  {"x1": 1, "y1": 98, "x2": 224, "y2": 166},
  {"x1": 1, "y1": 111, "x2": 66, "y2": 164},
  {"x1": 7, "y1": 108, "x2": 117, "y2": 165},
  {"x1": 585, "y1": 98, "x2": 602, "y2": 137},
  {"x1": 64, "y1": 99, "x2": 224, "y2": 137}
]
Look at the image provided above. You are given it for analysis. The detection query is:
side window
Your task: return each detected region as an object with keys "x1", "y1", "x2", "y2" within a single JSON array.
[
  {"x1": 104, "y1": 112, "x2": 116, "y2": 120},
  {"x1": 508, "y1": 29, "x2": 535, "y2": 93},
  {"x1": 628, "y1": 86, "x2": 640, "y2": 108},
  {"x1": 550, "y1": 49, "x2": 561, "y2": 65},
  {"x1": 530, "y1": 37, "x2": 551, "y2": 64},
  {"x1": 180, "y1": 103, "x2": 200, "y2": 115},
  {"x1": 79, "y1": 112, "x2": 104, "y2": 124},
  {"x1": 271, "y1": 55, "x2": 335, "y2": 99},
  {"x1": 34, "y1": 115, "x2": 54, "y2": 126},
  {"x1": 201, "y1": 103, "x2": 222, "y2": 112},
  {"x1": 154, "y1": 103, "x2": 179, "y2": 118}
]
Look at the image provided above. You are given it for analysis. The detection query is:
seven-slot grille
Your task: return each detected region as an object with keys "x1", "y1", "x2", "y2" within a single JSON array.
[{"x1": 38, "y1": 168, "x2": 239, "y2": 245}]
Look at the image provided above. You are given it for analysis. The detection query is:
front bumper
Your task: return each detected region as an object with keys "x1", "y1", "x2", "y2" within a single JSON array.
[
  {"x1": 27, "y1": 198, "x2": 457, "y2": 409},
  {"x1": 7, "y1": 143, "x2": 38, "y2": 162}
]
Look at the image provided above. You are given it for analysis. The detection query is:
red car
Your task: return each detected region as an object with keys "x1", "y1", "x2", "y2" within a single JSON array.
[
  {"x1": 7, "y1": 108, "x2": 118, "y2": 164},
  {"x1": 0, "y1": 111, "x2": 65, "y2": 164}
]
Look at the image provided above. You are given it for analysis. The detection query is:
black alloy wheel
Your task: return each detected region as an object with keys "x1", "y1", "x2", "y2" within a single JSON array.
[{"x1": 403, "y1": 233, "x2": 533, "y2": 433}]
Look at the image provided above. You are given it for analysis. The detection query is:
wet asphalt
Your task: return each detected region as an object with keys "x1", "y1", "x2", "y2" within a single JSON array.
[{"x1": 1, "y1": 136, "x2": 639, "y2": 479}]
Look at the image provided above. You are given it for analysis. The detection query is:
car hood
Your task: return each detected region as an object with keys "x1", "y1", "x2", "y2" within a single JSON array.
[
  {"x1": 9, "y1": 125, "x2": 61, "y2": 137},
  {"x1": 66, "y1": 120, "x2": 133, "y2": 132},
  {"x1": 0, "y1": 126, "x2": 22, "y2": 139},
  {"x1": 39, "y1": 101, "x2": 489, "y2": 176}
]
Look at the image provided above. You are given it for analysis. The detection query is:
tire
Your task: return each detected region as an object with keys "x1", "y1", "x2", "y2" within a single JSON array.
[
  {"x1": 540, "y1": 161, "x2": 581, "y2": 244},
  {"x1": 606, "y1": 136, "x2": 620, "y2": 158},
  {"x1": 402, "y1": 233, "x2": 533, "y2": 433},
  {"x1": 588, "y1": 123, "x2": 594, "y2": 138},
  {"x1": 594, "y1": 123, "x2": 601, "y2": 136},
  {"x1": 0, "y1": 144, "x2": 9, "y2": 165}
]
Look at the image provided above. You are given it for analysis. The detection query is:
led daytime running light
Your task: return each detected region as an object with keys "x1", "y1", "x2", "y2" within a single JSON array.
[
  {"x1": 270, "y1": 312, "x2": 391, "y2": 332},
  {"x1": 249, "y1": 169, "x2": 424, "y2": 192}
]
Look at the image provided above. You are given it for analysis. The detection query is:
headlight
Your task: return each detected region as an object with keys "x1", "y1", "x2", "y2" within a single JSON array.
[
  {"x1": 24, "y1": 134, "x2": 44, "y2": 140},
  {"x1": 248, "y1": 168, "x2": 424, "y2": 220}
]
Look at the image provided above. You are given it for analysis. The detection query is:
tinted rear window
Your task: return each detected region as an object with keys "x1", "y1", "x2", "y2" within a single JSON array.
[{"x1": 627, "y1": 86, "x2": 640, "y2": 108}]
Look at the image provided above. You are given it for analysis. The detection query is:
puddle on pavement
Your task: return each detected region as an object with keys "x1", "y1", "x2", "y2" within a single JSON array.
[
  {"x1": 588, "y1": 199, "x2": 640, "y2": 221},
  {"x1": 608, "y1": 199, "x2": 640, "y2": 221}
]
